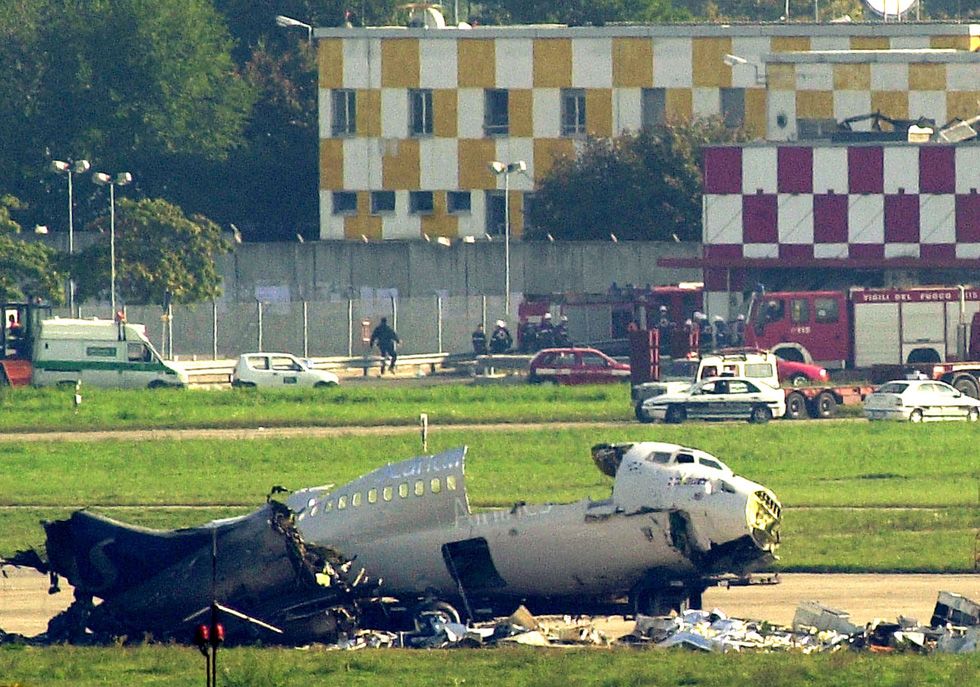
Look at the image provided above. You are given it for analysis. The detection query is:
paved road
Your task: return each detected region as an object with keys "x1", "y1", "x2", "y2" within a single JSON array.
[{"x1": 4, "y1": 567, "x2": 980, "y2": 638}]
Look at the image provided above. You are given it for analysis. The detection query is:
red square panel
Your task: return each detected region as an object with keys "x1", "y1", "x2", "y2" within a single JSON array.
[
  {"x1": 957, "y1": 194, "x2": 980, "y2": 242},
  {"x1": 849, "y1": 243, "x2": 884, "y2": 260},
  {"x1": 848, "y1": 147, "x2": 883, "y2": 194},
  {"x1": 704, "y1": 244, "x2": 743, "y2": 259},
  {"x1": 777, "y1": 147, "x2": 813, "y2": 194},
  {"x1": 919, "y1": 146, "x2": 955, "y2": 194},
  {"x1": 884, "y1": 194, "x2": 919, "y2": 243},
  {"x1": 703, "y1": 147, "x2": 743, "y2": 194},
  {"x1": 813, "y1": 193, "x2": 848, "y2": 243},
  {"x1": 743, "y1": 194, "x2": 778, "y2": 243},
  {"x1": 779, "y1": 244, "x2": 814, "y2": 261},
  {"x1": 920, "y1": 244, "x2": 955, "y2": 261}
]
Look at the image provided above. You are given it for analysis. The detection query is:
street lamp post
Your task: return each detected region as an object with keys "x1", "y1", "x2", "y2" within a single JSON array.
[
  {"x1": 275, "y1": 14, "x2": 313, "y2": 42},
  {"x1": 93, "y1": 172, "x2": 133, "y2": 314},
  {"x1": 49, "y1": 159, "x2": 91, "y2": 315},
  {"x1": 488, "y1": 160, "x2": 526, "y2": 316}
]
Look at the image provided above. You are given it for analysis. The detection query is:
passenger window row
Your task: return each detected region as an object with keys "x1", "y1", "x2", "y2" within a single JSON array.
[{"x1": 313, "y1": 475, "x2": 457, "y2": 515}]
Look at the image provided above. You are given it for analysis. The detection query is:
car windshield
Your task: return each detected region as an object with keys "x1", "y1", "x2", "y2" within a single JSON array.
[{"x1": 877, "y1": 382, "x2": 910, "y2": 394}]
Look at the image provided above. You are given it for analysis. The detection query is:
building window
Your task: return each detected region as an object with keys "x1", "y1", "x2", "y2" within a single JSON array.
[
  {"x1": 561, "y1": 89, "x2": 586, "y2": 137},
  {"x1": 641, "y1": 88, "x2": 666, "y2": 129},
  {"x1": 720, "y1": 87, "x2": 745, "y2": 129},
  {"x1": 484, "y1": 89, "x2": 509, "y2": 137},
  {"x1": 409, "y1": 191, "x2": 434, "y2": 215},
  {"x1": 331, "y1": 89, "x2": 356, "y2": 137},
  {"x1": 332, "y1": 191, "x2": 357, "y2": 215},
  {"x1": 371, "y1": 191, "x2": 396, "y2": 214},
  {"x1": 448, "y1": 191, "x2": 471, "y2": 214},
  {"x1": 409, "y1": 89, "x2": 433, "y2": 136},
  {"x1": 485, "y1": 190, "x2": 506, "y2": 236},
  {"x1": 522, "y1": 192, "x2": 538, "y2": 230}
]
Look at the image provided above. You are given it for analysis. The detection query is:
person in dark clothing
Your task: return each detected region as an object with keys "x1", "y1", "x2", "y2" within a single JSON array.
[
  {"x1": 472, "y1": 324, "x2": 488, "y2": 355},
  {"x1": 489, "y1": 320, "x2": 512, "y2": 354},
  {"x1": 369, "y1": 317, "x2": 400, "y2": 374}
]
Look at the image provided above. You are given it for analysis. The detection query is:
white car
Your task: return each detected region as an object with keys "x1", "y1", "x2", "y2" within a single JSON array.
[
  {"x1": 864, "y1": 379, "x2": 980, "y2": 422},
  {"x1": 636, "y1": 376, "x2": 786, "y2": 424},
  {"x1": 232, "y1": 353, "x2": 339, "y2": 388}
]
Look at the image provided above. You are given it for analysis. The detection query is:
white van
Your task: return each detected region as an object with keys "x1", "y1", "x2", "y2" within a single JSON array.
[{"x1": 31, "y1": 318, "x2": 187, "y2": 389}]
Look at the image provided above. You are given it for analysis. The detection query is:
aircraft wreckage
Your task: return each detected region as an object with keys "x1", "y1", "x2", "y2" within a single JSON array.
[{"x1": 5, "y1": 441, "x2": 781, "y2": 644}]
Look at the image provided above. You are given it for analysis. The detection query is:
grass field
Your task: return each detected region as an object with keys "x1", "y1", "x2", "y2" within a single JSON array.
[
  {"x1": 2, "y1": 385, "x2": 980, "y2": 684},
  {"x1": 2, "y1": 642, "x2": 980, "y2": 687}
]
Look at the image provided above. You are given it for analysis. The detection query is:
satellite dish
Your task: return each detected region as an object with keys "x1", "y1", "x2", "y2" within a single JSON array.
[{"x1": 863, "y1": 0, "x2": 917, "y2": 19}]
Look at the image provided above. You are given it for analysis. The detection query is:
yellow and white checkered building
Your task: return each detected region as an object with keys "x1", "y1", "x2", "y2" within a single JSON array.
[{"x1": 316, "y1": 22, "x2": 980, "y2": 241}]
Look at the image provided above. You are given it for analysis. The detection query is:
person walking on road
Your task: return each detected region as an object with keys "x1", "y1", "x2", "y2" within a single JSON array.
[{"x1": 370, "y1": 317, "x2": 400, "y2": 375}]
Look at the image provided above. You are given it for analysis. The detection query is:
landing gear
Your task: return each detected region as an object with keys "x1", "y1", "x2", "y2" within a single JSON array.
[
  {"x1": 629, "y1": 580, "x2": 705, "y2": 617},
  {"x1": 410, "y1": 600, "x2": 462, "y2": 630}
]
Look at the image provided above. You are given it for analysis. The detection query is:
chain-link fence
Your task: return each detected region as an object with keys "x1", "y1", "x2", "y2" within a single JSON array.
[{"x1": 69, "y1": 295, "x2": 508, "y2": 360}]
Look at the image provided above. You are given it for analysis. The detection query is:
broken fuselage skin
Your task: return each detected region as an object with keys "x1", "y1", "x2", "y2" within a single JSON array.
[{"x1": 288, "y1": 442, "x2": 781, "y2": 618}]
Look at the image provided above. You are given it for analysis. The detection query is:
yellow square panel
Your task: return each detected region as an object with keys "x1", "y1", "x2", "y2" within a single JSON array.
[
  {"x1": 458, "y1": 39, "x2": 495, "y2": 88},
  {"x1": 771, "y1": 37, "x2": 811, "y2": 53},
  {"x1": 421, "y1": 192, "x2": 459, "y2": 238},
  {"x1": 319, "y1": 139, "x2": 344, "y2": 190},
  {"x1": 458, "y1": 139, "x2": 498, "y2": 190},
  {"x1": 767, "y1": 63, "x2": 796, "y2": 91},
  {"x1": 319, "y1": 39, "x2": 343, "y2": 89},
  {"x1": 509, "y1": 90, "x2": 533, "y2": 138},
  {"x1": 586, "y1": 89, "x2": 612, "y2": 137},
  {"x1": 931, "y1": 35, "x2": 971, "y2": 50},
  {"x1": 509, "y1": 190, "x2": 525, "y2": 238},
  {"x1": 692, "y1": 37, "x2": 733, "y2": 87},
  {"x1": 745, "y1": 89, "x2": 767, "y2": 138},
  {"x1": 345, "y1": 199, "x2": 383, "y2": 240},
  {"x1": 665, "y1": 88, "x2": 692, "y2": 122},
  {"x1": 382, "y1": 39, "x2": 420, "y2": 88},
  {"x1": 871, "y1": 91, "x2": 908, "y2": 120},
  {"x1": 382, "y1": 138, "x2": 420, "y2": 189},
  {"x1": 796, "y1": 91, "x2": 834, "y2": 119},
  {"x1": 612, "y1": 38, "x2": 653, "y2": 88},
  {"x1": 533, "y1": 138, "x2": 575, "y2": 180},
  {"x1": 850, "y1": 37, "x2": 889, "y2": 50},
  {"x1": 833, "y1": 64, "x2": 871, "y2": 91},
  {"x1": 433, "y1": 90, "x2": 457, "y2": 138},
  {"x1": 357, "y1": 90, "x2": 381, "y2": 138},
  {"x1": 909, "y1": 63, "x2": 947, "y2": 91},
  {"x1": 948, "y1": 91, "x2": 980, "y2": 121},
  {"x1": 534, "y1": 39, "x2": 572, "y2": 88}
]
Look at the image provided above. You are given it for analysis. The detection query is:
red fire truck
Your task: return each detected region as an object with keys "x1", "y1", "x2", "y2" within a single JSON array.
[{"x1": 745, "y1": 285, "x2": 980, "y2": 396}]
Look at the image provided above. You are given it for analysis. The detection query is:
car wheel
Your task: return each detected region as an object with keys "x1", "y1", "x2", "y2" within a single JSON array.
[
  {"x1": 665, "y1": 405, "x2": 686, "y2": 424},
  {"x1": 314, "y1": 381, "x2": 338, "y2": 388},
  {"x1": 785, "y1": 392, "x2": 807, "y2": 420},
  {"x1": 635, "y1": 402, "x2": 654, "y2": 424},
  {"x1": 909, "y1": 408, "x2": 924, "y2": 423},
  {"x1": 789, "y1": 373, "x2": 808, "y2": 387},
  {"x1": 232, "y1": 380, "x2": 256, "y2": 389},
  {"x1": 749, "y1": 405, "x2": 772, "y2": 424},
  {"x1": 147, "y1": 380, "x2": 169, "y2": 389},
  {"x1": 814, "y1": 392, "x2": 837, "y2": 419},
  {"x1": 968, "y1": 408, "x2": 979, "y2": 422},
  {"x1": 953, "y1": 376, "x2": 980, "y2": 399}
]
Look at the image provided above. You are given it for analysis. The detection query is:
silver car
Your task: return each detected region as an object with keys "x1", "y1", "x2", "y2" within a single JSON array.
[
  {"x1": 232, "y1": 353, "x2": 339, "y2": 388},
  {"x1": 864, "y1": 379, "x2": 980, "y2": 422},
  {"x1": 636, "y1": 376, "x2": 786, "y2": 424}
]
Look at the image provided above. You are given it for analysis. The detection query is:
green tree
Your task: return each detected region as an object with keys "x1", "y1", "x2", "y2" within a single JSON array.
[
  {"x1": 525, "y1": 120, "x2": 748, "y2": 242},
  {"x1": 73, "y1": 198, "x2": 231, "y2": 307},
  {"x1": 0, "y1": 196, "x2": 64, "y2": 304}
]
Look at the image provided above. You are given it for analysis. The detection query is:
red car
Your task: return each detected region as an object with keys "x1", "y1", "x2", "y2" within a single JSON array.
[
  {"x1": 776, "y1": 358, "x2": 830, "y2": 386},
  {"x1": 528, "y1": 347, "x2": 631, "y2": 386}
]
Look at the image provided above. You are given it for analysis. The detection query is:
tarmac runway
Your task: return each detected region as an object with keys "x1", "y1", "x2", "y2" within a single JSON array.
[{"x1": 3, "y1": 567, "x2": 980, "y2": 639}]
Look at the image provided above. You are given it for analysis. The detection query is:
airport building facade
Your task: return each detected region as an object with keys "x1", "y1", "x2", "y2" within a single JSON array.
[{"x1": 315, "y1": 21, "x2": 980, "y2": 243}]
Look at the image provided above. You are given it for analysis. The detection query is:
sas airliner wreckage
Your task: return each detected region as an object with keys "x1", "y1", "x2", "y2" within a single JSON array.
[{"x1": 5, "y1": 442, "x2": 781, "y2": 644}]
